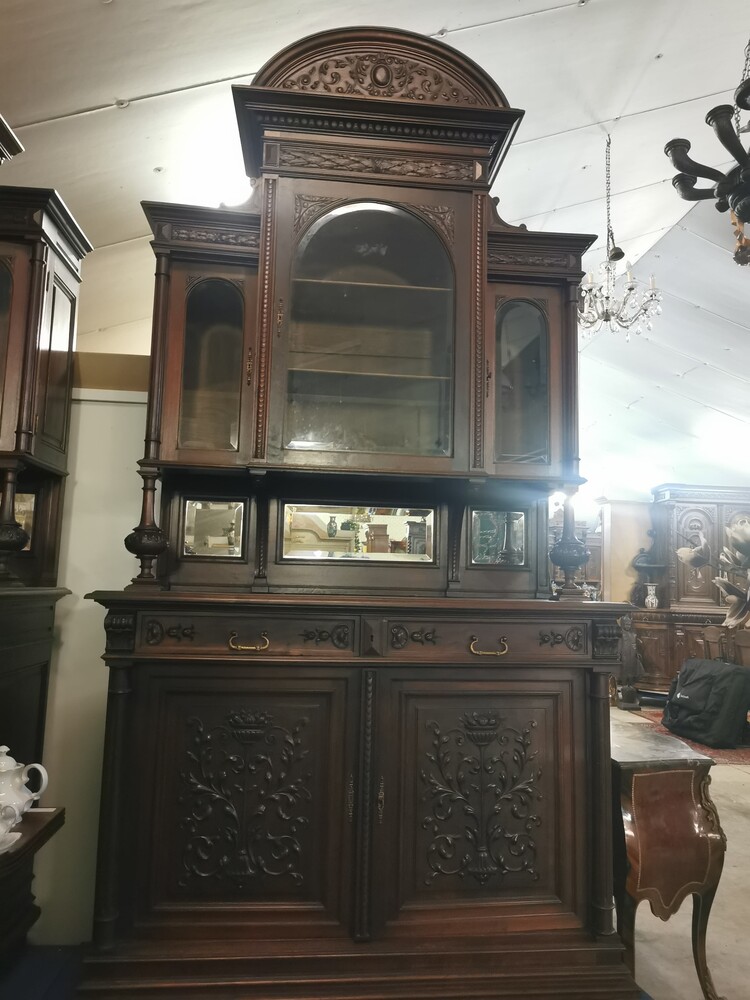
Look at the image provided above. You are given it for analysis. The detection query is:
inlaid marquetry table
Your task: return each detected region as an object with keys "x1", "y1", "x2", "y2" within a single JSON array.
[{"x1": 611, "y1": 718, "x2": 726, "y2": 1000}]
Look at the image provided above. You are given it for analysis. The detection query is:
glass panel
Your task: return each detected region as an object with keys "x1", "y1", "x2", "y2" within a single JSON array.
[
  {"x1": 14, "y1": 492, "x2": 35, "y2": 552},
  {"x1": 179, "y1": 279, "x2": 244, "y2": 451},
  {"x1": 470, "y1": 510, "x2": 526, "y2": 566},
  {"x1": 39, "y1": 281, "x2": 74, "y2": 448},
  {"x1": 183, "y1": 500, "x2": 244, "y2": 558},
  {"x1": 282, "y1": 505, "x2": 435, "y2": 563},
  {"x1": 284, "y1": 203, "x2": 454, "y2": 456},
  {"x1": 0, "y1": 263, "x2": 10, "y2": 419},
  {"x1": 495, "y1": 300, "x2": 549, "y2": 464}
]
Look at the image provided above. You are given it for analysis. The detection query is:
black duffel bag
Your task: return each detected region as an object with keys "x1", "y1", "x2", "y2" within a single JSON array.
[{"x1": 662, "y1": 657, "x2": 750, "y2": 748}]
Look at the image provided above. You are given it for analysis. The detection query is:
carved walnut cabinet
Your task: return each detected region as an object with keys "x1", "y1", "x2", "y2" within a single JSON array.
[{"x1": 85, "y1": 28, "x2": 640, "y2": 1000}]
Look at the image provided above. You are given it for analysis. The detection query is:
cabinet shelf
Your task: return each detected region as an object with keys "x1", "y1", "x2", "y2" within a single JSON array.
[
  {"x1": 292, "y1": 278, "x2": 454, "y2": 328},
  {"x1": 289, "y1": 367, "x2": 450, "y2": 381},
  {"x1": 294, "y1": 278, "x2": 452, "y2": 293}
]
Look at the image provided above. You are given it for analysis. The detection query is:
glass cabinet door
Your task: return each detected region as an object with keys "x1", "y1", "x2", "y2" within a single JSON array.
[
  {"x1": 282, "y1": 201, "x2": 455, "y2": 461},
  {"x1": 178, "y1": 278, "x2": 244, "y2": 451},
  {"x1": 32, "y1": 264, "x2": 77, "y2": 470},
  {"x1": 159, "y1": 266, "x2": 256, "y2": 465},
  {"x1": 488, "y1": 286, "x2": 562, "y2": 477}
]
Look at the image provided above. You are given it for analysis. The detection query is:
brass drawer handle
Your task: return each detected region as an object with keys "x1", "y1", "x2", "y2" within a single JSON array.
[
  {"x1": 227, "y1": 631, "x2": 270, "y2": 652},
  {"x1": 469, "y1": 635, "x2": 509, "y2": 657},
  {"x1": 377, "y1": 777, "x2": 385, "y2": 824}
]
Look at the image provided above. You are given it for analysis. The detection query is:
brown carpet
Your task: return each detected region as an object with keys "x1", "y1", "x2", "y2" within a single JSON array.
[{"x1": 638, "y1": 708, "x2": 750, "y2": 764}]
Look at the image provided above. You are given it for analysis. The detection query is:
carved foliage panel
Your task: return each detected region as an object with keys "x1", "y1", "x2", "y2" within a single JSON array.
[
  {"x1": 672, "y1": 505, "x2": 718, "y2": 606},
  {"x1": 144, "y1": 674, "x2": 352, "y2": 923},
  {"x1": 378, "y1": 678, "x2": 573, "y2": 927}
]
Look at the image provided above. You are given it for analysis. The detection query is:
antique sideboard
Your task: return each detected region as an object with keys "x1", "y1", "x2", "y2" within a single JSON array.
[{"x1": 83, "y1": 27, "x2": 639, "y2": 999}]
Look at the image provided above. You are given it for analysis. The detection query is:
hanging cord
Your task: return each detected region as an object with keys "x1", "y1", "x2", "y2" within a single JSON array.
[
  {"x1": 605, "y1": 134, "x2": 615, "y2": 259},
  {"x1": 734, "y1": 37, "x2": 750, "y2": 135}
]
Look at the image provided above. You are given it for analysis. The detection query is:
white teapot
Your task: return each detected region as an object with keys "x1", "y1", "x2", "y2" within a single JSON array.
[{"x1": 0, "y1": 746, "x2": 48, "y2": 817}]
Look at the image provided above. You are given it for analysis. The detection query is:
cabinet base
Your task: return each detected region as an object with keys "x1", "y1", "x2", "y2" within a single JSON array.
[{"x1": 80, "y1": 936, "x2": 641, "y2": 999}]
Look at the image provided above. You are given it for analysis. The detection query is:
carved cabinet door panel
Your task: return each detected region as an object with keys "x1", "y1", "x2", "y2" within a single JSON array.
[
  {"x1": 633, "y1": 623, "x2": 671, "y2": 691},
  {"x1": 672, "y1": 505, "x2": 718, "y2": 608},
  {"x1": 130, "y1": 663, "x2": 357, "y2": 939},
  {"x1": 370, "y1": 667, "x2": 586, "y2": 941}
]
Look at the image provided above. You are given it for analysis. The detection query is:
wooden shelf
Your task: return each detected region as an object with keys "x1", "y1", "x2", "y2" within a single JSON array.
[{"x1": 0, "y1": 807, "x2": 65, "y2": 873}]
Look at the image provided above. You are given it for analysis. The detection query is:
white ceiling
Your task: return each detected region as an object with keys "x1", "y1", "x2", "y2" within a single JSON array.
[{"x1": 2, "y1": 0, "x2": 748, "y2": 505}]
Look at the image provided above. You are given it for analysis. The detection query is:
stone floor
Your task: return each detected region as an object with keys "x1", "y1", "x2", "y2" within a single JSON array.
[{"x1": 614, "y1": 706, "x2": 750, "y2": 1000}]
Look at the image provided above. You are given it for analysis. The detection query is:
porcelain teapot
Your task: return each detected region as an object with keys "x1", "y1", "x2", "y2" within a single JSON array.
[{"x1": 0, "y1": 746, "x2": 48, "y2": 816}]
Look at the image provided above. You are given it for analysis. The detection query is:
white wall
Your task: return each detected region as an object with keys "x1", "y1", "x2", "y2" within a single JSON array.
[{"x1": 29, "y1": 391, "x2": 146, "y2": 945}]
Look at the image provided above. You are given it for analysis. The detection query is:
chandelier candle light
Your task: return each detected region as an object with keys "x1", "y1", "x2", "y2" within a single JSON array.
[{"x1": 578, "y1": 134, "x2": 662, "y2": 339}]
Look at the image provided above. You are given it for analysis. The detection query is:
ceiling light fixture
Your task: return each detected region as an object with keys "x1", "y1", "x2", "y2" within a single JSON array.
[
  {"x1": 664, "y1": 37, "x2": 750, "y2": 265},
  {"x1": 578, "y1": 134, "x2": 662, "y2": 340}
]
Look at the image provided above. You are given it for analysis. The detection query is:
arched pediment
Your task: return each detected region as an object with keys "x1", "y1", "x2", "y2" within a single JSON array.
[{"x1": 253, "y1": 26, "x2": 509, "y2": 109}]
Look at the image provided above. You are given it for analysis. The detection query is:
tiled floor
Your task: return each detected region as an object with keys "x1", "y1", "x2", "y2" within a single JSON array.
[{"x1": 614, "y1": 707, "x2": 750, "y2": 1000}]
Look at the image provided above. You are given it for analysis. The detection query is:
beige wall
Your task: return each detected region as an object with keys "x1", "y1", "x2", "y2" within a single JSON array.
[
  {"x1": 599, "y1": 499, "x2": 653, "y2": 603},
  {"x1": 29, "y1": 391, "x2": 146, "y2": 945}
]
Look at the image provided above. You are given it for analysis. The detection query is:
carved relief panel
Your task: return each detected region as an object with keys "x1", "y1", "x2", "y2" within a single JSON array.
[
  {"x1": 672, "y1": 505, "x2": 718, "y2": 608},
  {"x1": 373, "y1": 671, "x2": 583, "y2": 938},
  {"x1": 138, "y1": 667, "x2": 356, "y2": 935}
]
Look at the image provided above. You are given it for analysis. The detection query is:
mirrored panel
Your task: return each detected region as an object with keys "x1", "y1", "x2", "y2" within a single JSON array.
[
  {"x1": 183, "y1": 500, "x2": 245, "y2": 559},
  {"x1": 470, "y1": 509, "x2": 525, "y2": 566},
  {"x1": 14, "y1": 492, "x2": 35, "y2": 552},
  {"x1": 282, "y1": 505, "x2": 435, "y2": 562}
]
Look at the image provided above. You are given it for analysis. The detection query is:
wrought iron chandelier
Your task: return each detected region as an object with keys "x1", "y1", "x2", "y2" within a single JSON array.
[
  {"x1": 664, "y1": 38, "x2": 750, "y2": 265},
  {"x1": 578, "y1": 135, "x2": 662, "y2": 340}
]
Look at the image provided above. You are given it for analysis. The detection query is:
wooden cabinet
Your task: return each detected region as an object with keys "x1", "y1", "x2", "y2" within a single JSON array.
[
  {"x1": 0, "y1": 186, "x2": 89, "y2": 963},
  {"x1": 0, "y1": 186, "x2": 91, "y2": 585},
  {"x1": 84, "y1": 596, "x2": 635, "y2": 999},
  {"x1": 632, "y1": 484, "x2": 750, "y2": 691},
  {"x1": 86, "y1": 27, "x2": 639, "y2": 1000}
]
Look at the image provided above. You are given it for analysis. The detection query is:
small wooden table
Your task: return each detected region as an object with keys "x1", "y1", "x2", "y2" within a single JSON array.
[
  {"x1": 610, "y1": 720, "x2": 726, "y2": 1000},
  {"x1": 0, "y1": 807, "x2": 65, "y2": 963}
]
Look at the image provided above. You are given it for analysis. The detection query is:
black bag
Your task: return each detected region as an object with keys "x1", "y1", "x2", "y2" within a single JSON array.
[{"x1": 662, "y1": 657, "x2": 750, "y2": 748}]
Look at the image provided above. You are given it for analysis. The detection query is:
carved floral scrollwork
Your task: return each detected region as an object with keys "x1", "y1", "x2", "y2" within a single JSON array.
[
  {"x1": 280, "y1": 54, "x2": 482, "y2": 106},
  {"x1": 420, "y1": 711, "x2": 542, "y2": 886},
  {"x1": 179, "y1": 709, "x2": 312, "y2": 888},
  {"x1": 300, "y1": 624, "x2": 351, "y2": 649},
  {"x1": 538, "y1": 631, "x2": 564, "y2": 647},
  {"x1": 390, "y1": 625, "x2": 438, "y2": 649},
  {"x1": 564, "y1": 626, "x2": 584, "y2": 652}
]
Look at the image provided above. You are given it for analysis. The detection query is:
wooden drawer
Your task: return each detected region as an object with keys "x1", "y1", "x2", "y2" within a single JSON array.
[
  {"x1": 375, "y1": 618, "x2": 589, "y2": 662},
  {"x1": 138, "y1": 612, "x2": 358, "y2": 657}
]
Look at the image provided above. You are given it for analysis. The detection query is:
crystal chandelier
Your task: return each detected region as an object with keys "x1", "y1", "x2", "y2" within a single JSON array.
[
  {"x1": 578, "y1": 135, "x2": 662, "y2": 340},
  {"x1": 664, "y1": 37, "x2": 750, "y2": 265}
]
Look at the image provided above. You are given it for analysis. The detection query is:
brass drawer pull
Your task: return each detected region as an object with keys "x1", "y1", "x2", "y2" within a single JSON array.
[
  {"x1": 469, "y1": 635, "x2": 509, "y2": 657},
  {"x1": 227, "y1": 631, "x2": 270, "y2": 652},
  {"x1": 377, "y1": 777, "x2": 385, "y2": 824}
]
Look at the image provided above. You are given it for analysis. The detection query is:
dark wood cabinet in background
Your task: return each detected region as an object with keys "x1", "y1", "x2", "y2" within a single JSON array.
[
  {"x1": 0, "y1": 186, "x2": 90, "y2": 961},
  {"x1": 85, "y1": 27, "x2": 639, "y2": 1000},
  {"x1": 632, "y1": 483, "x2": 750, "y2": 692}
]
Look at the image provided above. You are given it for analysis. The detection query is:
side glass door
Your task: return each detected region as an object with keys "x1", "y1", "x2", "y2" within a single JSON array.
[
  {"x1": 160, "y1": 266, "x2": 256, "y2": 465},
  {"x1": 487, "y1": 284, "x2": 563, "y2": 479}
]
